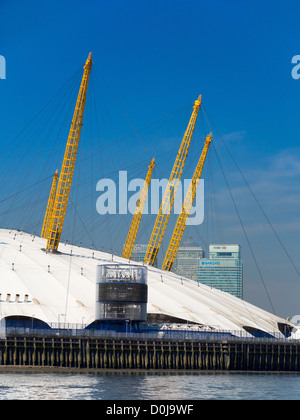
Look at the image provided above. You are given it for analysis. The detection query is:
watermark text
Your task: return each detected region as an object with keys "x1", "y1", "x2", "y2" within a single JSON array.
[
  {"x1": 292, "y1": 55, "x2": 300, "y2": 80},
  {"x1": 0, "y1": 55, "x2": 6, "y2": 79},
  {"x1": 96, "y1": 171, "x2": 205, "y2": 226}
]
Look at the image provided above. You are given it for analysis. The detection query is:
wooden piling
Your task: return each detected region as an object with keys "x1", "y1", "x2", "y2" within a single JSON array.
[{"x1": 0, "y1": 335, "x2": 299, "y2": 372}]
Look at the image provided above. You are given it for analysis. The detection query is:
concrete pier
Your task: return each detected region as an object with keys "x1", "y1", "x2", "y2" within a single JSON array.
[{"x1": 0, "y1": 335, "x2": 299, "y2": 371}]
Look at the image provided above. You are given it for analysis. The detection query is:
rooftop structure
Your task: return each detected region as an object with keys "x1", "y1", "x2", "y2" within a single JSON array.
[
  {"x1": 209, "y1": 244, "x2": 241, "y2": 259},
  {"x1": 0, "y1": 228, "x2": 294, "y2": 336}
]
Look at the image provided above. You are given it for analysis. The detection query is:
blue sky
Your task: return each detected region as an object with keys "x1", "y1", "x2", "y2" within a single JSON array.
[{"x1": 1, "y1": 0, "x2": 300, "y2": 317}]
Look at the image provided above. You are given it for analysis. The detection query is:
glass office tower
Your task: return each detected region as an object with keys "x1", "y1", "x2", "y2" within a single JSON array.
[
  {"x1": 173, "y1": 246, "x2": 205, "y2": 281},
  {"x1": 197, "y1": 245, "x2": 243, "y2": 299}
]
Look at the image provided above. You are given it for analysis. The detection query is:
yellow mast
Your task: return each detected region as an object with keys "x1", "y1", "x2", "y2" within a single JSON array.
[
  {"x1": 144, "y1": 95, "x2": 202, "y2": 266},
  {"x1": 41, "y1": 170, "x2": 59, "y2": 239},
  {"x1": 45, "y1": 53, "x2": 93, "y2": 252},
  {"x1": 122, "y1": 158, "x2": 155, "y2": 260},
  {"x1": 162, "y1": 133, "x2": 212, "y2": 271}
]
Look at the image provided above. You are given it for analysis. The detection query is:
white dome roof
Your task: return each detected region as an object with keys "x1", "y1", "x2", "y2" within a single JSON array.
[{"x1": 0, "y1": 228, "x2": 293, "y2": 334}]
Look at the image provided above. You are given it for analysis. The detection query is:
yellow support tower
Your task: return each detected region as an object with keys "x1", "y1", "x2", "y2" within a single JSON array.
[
  {"x1": 162, "y1": 133, "x2": 212, "y2": 272},
  {"x1": 144, "y1": 95, "x2": 202, "y2": 266},
  {"x1": 122, "y1": 158, "x2": 155, "y2": 260},
  {"x1": 45, "y1": 53, "x2": 93, "y2": 252},
  {"x1": 41, "y1": 170, "x2": 59, "y2": 239}
]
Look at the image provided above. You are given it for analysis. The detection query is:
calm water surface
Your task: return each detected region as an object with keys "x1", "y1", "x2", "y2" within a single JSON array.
[{"x1": 0, "y1": 371, "x2": 299, "y2": 400}]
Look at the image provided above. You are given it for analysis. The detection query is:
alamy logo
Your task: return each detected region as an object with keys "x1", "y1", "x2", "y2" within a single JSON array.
[
  {"x1": 291, "y1": 55, "x2": 300, "y2": 80},
  {"x1": 96, "y1": 171, "x2": 205, "y2": 226},
  {"x1": 0, "y1": 55, "x2": 6, "y2": 79}
]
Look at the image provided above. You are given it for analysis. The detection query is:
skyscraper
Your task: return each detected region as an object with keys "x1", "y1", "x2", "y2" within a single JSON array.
[
  {"x1": 173, "y1": 246, "x2": 205, "y2": 281},
  {"x1": 197, "y1": 245, "x2": 243, "y2": 298}
]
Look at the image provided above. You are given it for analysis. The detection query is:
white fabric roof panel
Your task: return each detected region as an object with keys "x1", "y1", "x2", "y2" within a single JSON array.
[{"x1": 0, "y1": 229, "x2": 293, "y2": 333}]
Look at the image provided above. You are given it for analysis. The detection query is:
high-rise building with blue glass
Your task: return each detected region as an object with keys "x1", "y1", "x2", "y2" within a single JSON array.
[{"x1": 197, "y1": 245, "x2": 243, "y2": 299}]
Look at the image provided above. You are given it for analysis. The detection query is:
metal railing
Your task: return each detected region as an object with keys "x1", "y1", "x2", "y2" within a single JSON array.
[{"x1": 2, "y1": 324, "x2": 297, "y2": 343}]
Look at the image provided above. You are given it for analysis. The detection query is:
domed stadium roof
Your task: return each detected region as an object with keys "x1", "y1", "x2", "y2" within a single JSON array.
[{"x1": 0, "y1": 228, "x2": 294, "y2": 335}]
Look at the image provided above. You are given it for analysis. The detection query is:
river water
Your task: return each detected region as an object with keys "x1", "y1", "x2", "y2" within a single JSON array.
[{"x1": 0, "y1": 371, "x2": 299, "y2": 400}]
